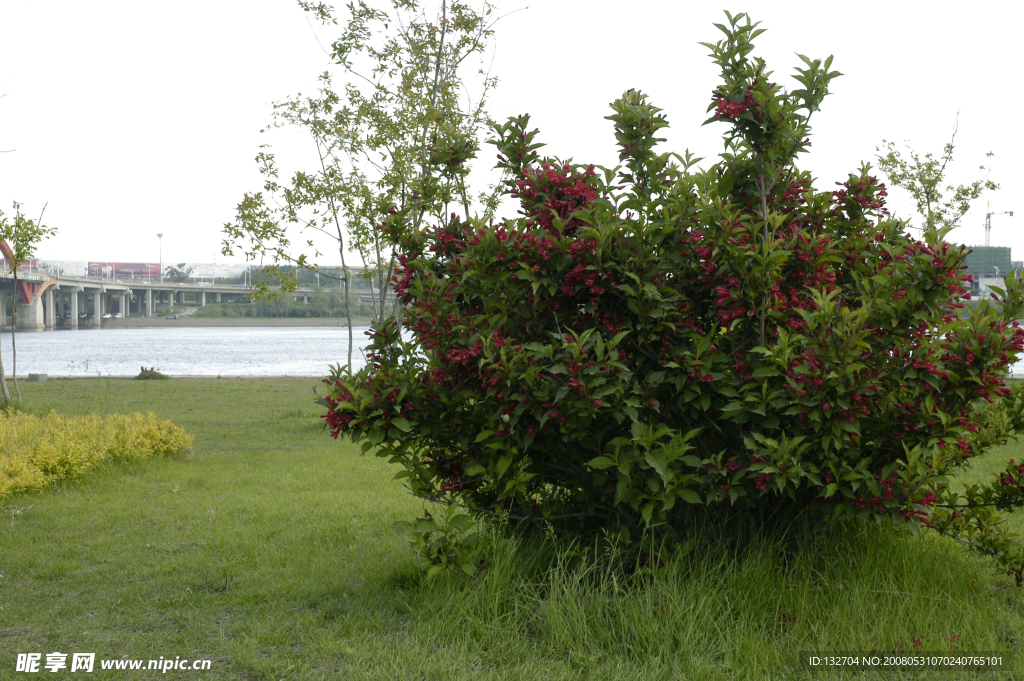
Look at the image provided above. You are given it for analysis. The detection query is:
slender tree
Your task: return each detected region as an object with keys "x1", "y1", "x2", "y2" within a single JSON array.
[
  {"x1": 0, "y1": 288, "x2": 9, "y2": 405},
  {"x1": 0, "y1": 202, "x2": 55, "y2": 404},
  {"x1": 223, "y1": 0, "x2": 502, "y2": 372},
  {"x1": 875, "y1": 119, "x2": 998, "y2": 235}
]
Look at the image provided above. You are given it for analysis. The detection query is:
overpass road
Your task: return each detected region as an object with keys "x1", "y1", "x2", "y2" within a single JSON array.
[{"x1": 0, "y1": 274, "x2": 323, "y2": 330}]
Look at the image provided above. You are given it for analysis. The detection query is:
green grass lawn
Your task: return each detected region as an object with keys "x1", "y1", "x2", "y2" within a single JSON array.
[{"x1": 3, "y1": 377, "x2": 1024, "y2": 680}]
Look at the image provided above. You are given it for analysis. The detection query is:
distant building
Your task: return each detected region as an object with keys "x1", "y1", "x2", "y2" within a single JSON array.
[
  {"x1": 964, "y1": 246, "x2": 1013, "y2": 279},
  {"x1": 964, "y1": 246, "x2": 1018, "y2": 299}
]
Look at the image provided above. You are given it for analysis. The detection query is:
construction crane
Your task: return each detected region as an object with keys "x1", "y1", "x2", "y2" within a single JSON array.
[{"x1": 985, "y1": 202, "x2": 1014, "y2": 247}]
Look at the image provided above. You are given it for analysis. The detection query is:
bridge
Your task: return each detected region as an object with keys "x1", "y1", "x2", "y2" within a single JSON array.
[{"x1": 0, "y1": 274, "x2": 331, "y2": 330}]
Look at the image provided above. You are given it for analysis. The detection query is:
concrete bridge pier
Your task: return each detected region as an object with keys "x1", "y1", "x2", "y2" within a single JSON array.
[
  {"x1": 146, "y1": 289, "x2": 153, "y2": 317},
  {"x1": 199, "y1": 291, "x2": 205, "y2": 307},
  {"x1": 69, "y1": 289, "x2": 79, "y2": 328},
  {"x1": 16, "y1": 296, "x2": 44, "y2": 330},
  {"x1": 44, "y1": 289, "x2": 55, "y2": 329},
  {"x1": 91, "y1": 290, "x2": 103, "y2": 327},
  {"x1": 215, "y1": 292, "x2": 221, "y2": 303}
]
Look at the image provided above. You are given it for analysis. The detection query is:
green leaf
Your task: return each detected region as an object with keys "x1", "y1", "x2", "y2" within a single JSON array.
[
  {"x1": 641, "y1": 501, "x2": 655, "y2": 525},
  {"x1": 586, "y1": 456, "x2": 617, "y2": 470},
  {"x1": 496, "y1": 454, "x2": 513, "y2": 478},
  {"x1": 391, "y1": 417, "x2": 411, "y2": 432},
  {"x1": 679, "y1": 488, "x2": 702, "y2": 504},
  {"x1": 645, "y1": 450, "x2": 671, "y2": 483},
  {"x1": 449, "y1": 514, "x2": 472, "y2": 530},
  {"x1": 617, "y1": 283, "x2": 637, "y2": 296},
  {"x1": 474, "y1": 430, "x2": 494, "y2": 443}
]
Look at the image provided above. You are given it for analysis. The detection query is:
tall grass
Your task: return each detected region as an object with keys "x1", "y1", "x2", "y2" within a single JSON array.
[{"x1": 406, "y1": 520, "x2": 1021, "y2": 679}]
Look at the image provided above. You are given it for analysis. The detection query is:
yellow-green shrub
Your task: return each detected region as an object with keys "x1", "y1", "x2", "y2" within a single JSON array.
[{"x1": 0, "y1": 409, "x2": 194, "y2": 498}]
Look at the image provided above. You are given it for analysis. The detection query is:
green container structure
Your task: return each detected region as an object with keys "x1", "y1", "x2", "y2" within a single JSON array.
[
  {"x1": 964, "y1": 247, "x2": 1013, "y2": 278},
  {"x1": 963, "y1": 246, "x2": 1014, "y2": 295}
]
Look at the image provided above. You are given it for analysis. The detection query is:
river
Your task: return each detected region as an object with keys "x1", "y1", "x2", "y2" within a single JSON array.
[
  {"x1": 0, "y1": 326, "x2": 373, "y2": 377},
  {"x1": 3, "y1": 325, "x2": 1024, "y2": 378}
]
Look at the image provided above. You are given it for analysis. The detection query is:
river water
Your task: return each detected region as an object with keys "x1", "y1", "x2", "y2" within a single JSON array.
[
  {"x1": 0, "y1": 326, "x2": 374, "y2": 377},
  {"x1": 4, "y1": 325, "x2": 1024, "y2": 378}
]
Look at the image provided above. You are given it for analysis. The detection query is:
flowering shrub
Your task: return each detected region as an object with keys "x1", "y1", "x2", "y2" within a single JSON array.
[
  {"x1": 323, "y1": 13, "x2": 1024, "y2": 581},
  {"x1": 1, "y1": 410, "x2": 194, "y2": 497}
]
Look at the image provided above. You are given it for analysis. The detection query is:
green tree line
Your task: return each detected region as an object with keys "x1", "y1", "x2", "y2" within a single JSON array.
[{"x1": 193, "y1": 292, "x2": 375, "y2": 319}]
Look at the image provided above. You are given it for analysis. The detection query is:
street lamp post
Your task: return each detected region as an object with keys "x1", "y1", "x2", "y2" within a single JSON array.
[{"x1": 157, "y1": 233, "x2": 163, "y2": 284}]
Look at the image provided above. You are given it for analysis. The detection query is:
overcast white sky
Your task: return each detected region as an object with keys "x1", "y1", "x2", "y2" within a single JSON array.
[{"x1": 1, "y1": 0, "x2": 1020, "y2": 268}]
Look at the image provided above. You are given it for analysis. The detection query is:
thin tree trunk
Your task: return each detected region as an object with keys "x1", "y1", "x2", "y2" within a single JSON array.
[
  {"x1": 374, "y1": 235, "x2": 384, "y2": 322},
  {"x1": 316, "y1": 136, "x2": 355, "y2": 372},
  {"x1": 342, "y1": 267, "x2": 353, "y2": 368},
  {"x1": 410, "y1": 0, "x2": 448, "y2": 236},
  {"x1": 0, "y1": 357, "x2": 9, "y2": 406},
  {"x1": 373, "y1": 233, "x2": 398, "y2": 326},
  {"x1": 0, "y1": 292, "x2": 10, "y2": 406},
  {"x1": 11, "y1": 270, "x2": 20, "y2": 403},
  {"x1": 360, "y1": 252, "x2": 380, "y2": 324},
  {"x1": 758, "y1": 177, "x2": 769, "y2": 348},
  {"x1": 335, "y1": 233, "x2": 353, "y2": 371},
  {"x1": 379, "y1": 257, "x2": 395, "y2": 321},
  {"x1": 459, "y1": 175, "x2": 471, "y2": 226},
  {"x1": 755, "y1": 161, "x2": 776, "y2": 349}
]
